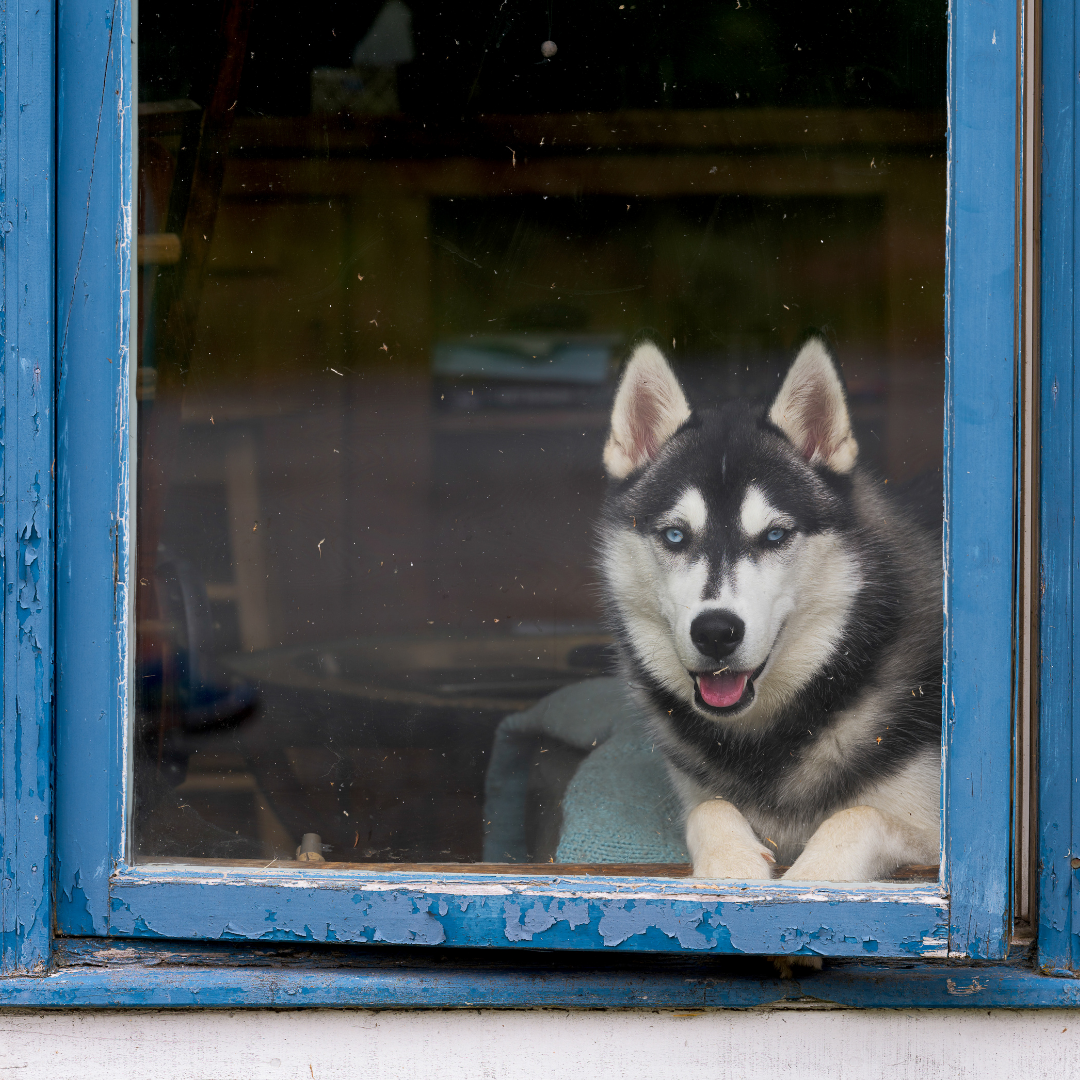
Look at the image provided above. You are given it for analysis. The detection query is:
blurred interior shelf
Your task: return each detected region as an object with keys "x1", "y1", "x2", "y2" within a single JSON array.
[
  {"x1": 141, "y1": 106, "x2": 945, "y2": 198},
  {"x1": 217, "y1": 107, "x2": 946, "y2": 157}
]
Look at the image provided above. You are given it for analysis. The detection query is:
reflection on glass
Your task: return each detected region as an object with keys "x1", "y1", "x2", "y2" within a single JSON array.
[{"x1": 134, "y1": 0, "x2": 945, "y2": 878}]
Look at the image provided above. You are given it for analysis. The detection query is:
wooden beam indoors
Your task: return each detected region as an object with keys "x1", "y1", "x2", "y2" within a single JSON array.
[{"x1": 221, "y1": 153, "x2": 939, "y2": 200}]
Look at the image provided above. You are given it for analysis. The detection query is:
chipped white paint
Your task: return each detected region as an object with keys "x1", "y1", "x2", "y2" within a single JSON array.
[
  {"x1": 1, "y1": 1009, "x2": 1077, "y2": 1079},
  {"x1": 117, "y1": 865, "x2": 943, "y2": 905}
]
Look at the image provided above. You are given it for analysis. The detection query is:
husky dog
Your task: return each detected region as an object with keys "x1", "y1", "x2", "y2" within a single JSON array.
[{"x1": 598, "y1": 339, "x2": 941, "y2": 881}]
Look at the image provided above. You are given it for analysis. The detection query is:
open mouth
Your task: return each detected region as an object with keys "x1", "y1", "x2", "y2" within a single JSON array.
[{"x1": 691, "y1": 656, "x2": 769, "y2": 715}]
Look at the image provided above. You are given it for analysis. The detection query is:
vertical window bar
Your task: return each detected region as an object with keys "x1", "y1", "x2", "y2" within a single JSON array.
[{"x1": 1014, "y1": 0, "x2": 1042, "y2": 937}]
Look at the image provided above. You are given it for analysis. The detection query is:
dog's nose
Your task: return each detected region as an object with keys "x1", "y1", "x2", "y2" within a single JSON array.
[{"x1": 690, "y1": 610, "x2": 745, "y2": 660}]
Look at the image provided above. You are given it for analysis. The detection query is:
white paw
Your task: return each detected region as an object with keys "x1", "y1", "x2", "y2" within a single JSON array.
[
  {"x1": 783, "y1": 805, "x2": 892, "y2": 881},
  {"x1": 686, "y1": 798, "x2": 775, "y2": 880}
]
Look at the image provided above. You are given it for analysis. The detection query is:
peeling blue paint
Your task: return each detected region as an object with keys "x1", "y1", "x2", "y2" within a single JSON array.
[
  {"x1": 0, "y1": 0, "x2": 54, "y2": 975},
  {"x1": 356, "y1": 893, "x2": 447, "y2": 946},
  {"x1": 3, "y1": 944, "x2": 1080, "y2": 1009},
  {"x1": 942, "y1": 0, "x2": 1018, "y2": 960},
  {"x1": 596, "y1": 901, "x2": 716, "y2": 950},
  {"x1": 24, "y1": 0, "x2": 1038, "y2": 993},
  {"x1": 1038, "y1": 0, "x2": 1080, "y2": 974},
  {"x1": 503, "y1": 899, "x2": 589, "y2": 943},
  {"x1": 99, "y1": 874, "x2": 950, "y2": 958},
  {"x1": 54, "y1": 0, "x2": 132, "y2": 940}
]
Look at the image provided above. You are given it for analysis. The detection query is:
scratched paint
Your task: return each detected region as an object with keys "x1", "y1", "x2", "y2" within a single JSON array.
[
  {"x1": 101, "y1": 873, "x2": 949, "y2": 958},
  {"x1": 941, "y1": 0, "x2": 1018, "y2": 960},
  {"x1": 503, "y1": 900, "x2": 590, "y2": 942},
  {"x1": 0, "y1": 0, "x2": 54, "y2": 974},
  {"x1": 54, "y1": 0, "x2": 135, "y2": 940},
  {"x1": 4, "y1": 938, "x2": 1080, "y2": 1007},
  {"x1": 6, "y1": 1011, "x2": 1080, "y2": 1077},
  {"x1": 36, "y1": 0, "x2": 1028, "y2": 987},
  {"x1": 1037, "y1": 0, "x2": 1079, "y2": 973},
  {"x1": 0, "y1": 0, "x2": 1057, "y2": 1023}
]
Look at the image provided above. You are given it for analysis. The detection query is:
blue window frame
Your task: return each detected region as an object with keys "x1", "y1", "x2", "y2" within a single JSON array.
[
  {"x1": 2, "y1": 0, "x2": 1080, "y2": 1006},
  {"x1": 1039, "y1": 0, "x2": 1080, "y2": 977}
]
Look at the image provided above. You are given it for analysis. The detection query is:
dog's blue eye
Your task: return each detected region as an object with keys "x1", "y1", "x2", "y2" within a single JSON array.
[
  {"x1": 664, "y1": 528, "x2": 685, "y2": 545},
  {"x1": 766, "y1": 527, "x2": 788, "y2": 543}
]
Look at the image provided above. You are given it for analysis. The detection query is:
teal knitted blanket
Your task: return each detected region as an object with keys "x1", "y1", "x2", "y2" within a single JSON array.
[{"x1": 483, "y1": 677, "x2": 689, "y2": 864}]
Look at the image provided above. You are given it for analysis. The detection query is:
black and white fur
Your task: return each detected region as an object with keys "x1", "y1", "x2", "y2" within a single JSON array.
[{"x1": 598, "y1": 339, "x2": 941, "y2": 881}]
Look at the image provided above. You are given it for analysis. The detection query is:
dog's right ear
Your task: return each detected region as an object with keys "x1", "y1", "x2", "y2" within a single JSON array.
[{"x1": 604, "y1": 343, "x2": 691, "y2": 479}]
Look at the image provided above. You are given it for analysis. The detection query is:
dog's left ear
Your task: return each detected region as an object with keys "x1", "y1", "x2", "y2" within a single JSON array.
[
  {"x1": 768, "y1": 338, "x2": 858, "y2": 473},
  {"x1": 604, "y1": 343, "x2": 692, "y2": 479}
]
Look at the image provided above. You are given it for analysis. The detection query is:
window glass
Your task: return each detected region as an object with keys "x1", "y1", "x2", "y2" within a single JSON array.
[{"x1": 135, "y1": 0, "x2": 946, "y2": 880}]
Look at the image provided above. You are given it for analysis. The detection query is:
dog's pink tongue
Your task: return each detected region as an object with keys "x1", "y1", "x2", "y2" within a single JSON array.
[{"x1": 697, "y1": 671, "x2": 749, "y2": 708}]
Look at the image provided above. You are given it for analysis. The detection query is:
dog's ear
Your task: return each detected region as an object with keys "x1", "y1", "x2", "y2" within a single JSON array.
[
  {"x1": 604, "y1": 343, "x2": 692, "y2": 479},
  {"x1": 768, "y1": 338, "x2": 858, "y2": 473}
]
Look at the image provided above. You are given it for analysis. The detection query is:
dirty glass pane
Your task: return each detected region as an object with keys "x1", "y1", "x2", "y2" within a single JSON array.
[{"x1": 134, "y1": 0, "x2": 946, "y2": 879}]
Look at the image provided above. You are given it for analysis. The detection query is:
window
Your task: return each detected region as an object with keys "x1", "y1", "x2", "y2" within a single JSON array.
[
  {"x1": 130, "y1": 0, "x2": 948, "y2": 887},
  {"x1": 0, "y1": 0, "x2": 1058, "y2": 997}
]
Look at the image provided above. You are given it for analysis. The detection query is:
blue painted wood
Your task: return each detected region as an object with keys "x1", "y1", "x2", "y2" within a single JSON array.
[
  {"x1": 1039, "y1": 0, "x2": 1079, "y2": 972},
  {"x1": 943, "y1": 0, "x2": 1019, "y2": 959},
  {"x1": 0, "y1": 947, "x2": 1077, "y2": 1009},
  {"x1": 105, "y1": 869, "x2": 949, "y2": 958},
  {"x1": 45, "y1": 0, "x2": 1025, "y2": 967},
  {"x1": 54, "y1": 0, "x2": 133, "y2": 937},
  {"x1": 0, "y1": 0, "x2": 55, "y2": 974}
]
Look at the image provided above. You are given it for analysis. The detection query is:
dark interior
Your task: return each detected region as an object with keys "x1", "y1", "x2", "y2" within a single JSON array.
[{"x1": 133, "y1": 0, "x2": 946, "y2": 870}]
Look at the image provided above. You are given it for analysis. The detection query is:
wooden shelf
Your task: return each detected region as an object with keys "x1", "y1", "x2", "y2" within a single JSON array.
[
  {"x1": 222, "y1": 151, "x2": 941, "y2": 200},
  {"x1": 218, "y1": 108, "x2": 945, "y2": 161}
]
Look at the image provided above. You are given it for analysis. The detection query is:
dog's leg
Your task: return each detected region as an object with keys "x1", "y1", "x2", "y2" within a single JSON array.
[
  {"x1": 781, "y1": 805, "x2": 921, "y2": 881},
  {"x1": 686, "y1": 798, "x2": 775, "y2": 879},
  {"x1": 771, "y1": 955, "x2": 824, "y2": 979}
]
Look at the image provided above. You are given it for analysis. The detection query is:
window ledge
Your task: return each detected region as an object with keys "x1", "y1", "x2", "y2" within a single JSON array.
[{"x1": 0, "y1": 942, "x2": 1075, "y2": 1009}]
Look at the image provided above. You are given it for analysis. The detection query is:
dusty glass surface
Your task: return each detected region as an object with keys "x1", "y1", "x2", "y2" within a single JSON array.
[{"x1": 134, "y1": 0, "x2": 946, "y2": 877}]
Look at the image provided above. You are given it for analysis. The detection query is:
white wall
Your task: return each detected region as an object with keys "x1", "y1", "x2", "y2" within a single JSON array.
[{"x1": 0, "y1": 1008, "x2": 1075, "y2": 1079}]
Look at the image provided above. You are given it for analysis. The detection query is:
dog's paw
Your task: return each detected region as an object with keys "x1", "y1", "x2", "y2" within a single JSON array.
[
  {"x1": 686, "y1": 798, "x2": 775, "y2": 880},
  {"x1": 691, "y1": 846, "x2": 775, "y2": 879},
  {"x1": 770, "y1": 955, "x2": 824, "y2": 979},
  {"x1": 783, "y1": 805, "x2": 892, "y2": 881}
]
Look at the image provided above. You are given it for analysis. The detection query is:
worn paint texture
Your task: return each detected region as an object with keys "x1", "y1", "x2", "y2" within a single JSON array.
[
  {"x1": 942, "y1": 0, "x2": 1017, "y2": 959},
  {"x1": 54, "y1": 0, "x2": 133, "y2": 939},
  {"x1": 10, "y1": 0, "x2": 1050, "y2": 1007},
  {"x1": 1038, "y1": 0, "x2": 1080, "y2": 974},
  {"x1": 0, "y1": 0, "x2": 54, "y2": 974},
  {"x1": 44, "y1": 0, "x2": 967, "y2": 970},
  {"x1": 0, "y1": 939, "x2": 1076, "y2": 1008},
  {"x1": 100, "y1": 872, "x2": 949, "y2": 958},
  {"x1": 5, "y1": 1009, "x2": 1080, "y2": 1078}
]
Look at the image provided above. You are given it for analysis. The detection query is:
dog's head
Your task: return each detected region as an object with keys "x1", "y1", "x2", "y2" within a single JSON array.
[{"x1": 599, "y1": 338, "x2": 863, "y2": 721}]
